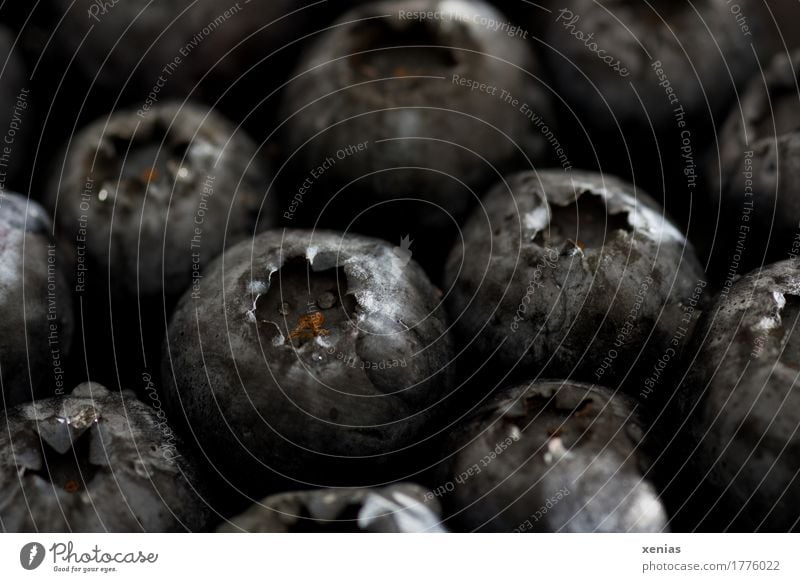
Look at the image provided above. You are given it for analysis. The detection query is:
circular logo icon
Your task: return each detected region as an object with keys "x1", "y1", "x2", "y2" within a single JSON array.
[{"x1": 20, "y1": 542, "x2": 45, "y2": 570}]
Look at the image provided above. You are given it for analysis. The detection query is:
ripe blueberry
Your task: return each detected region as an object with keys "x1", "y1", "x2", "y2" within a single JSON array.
[
  {"x1": 436, "y1": 380, "x2": 668, "y2": 532},
  {"x1": 445, "y1": 170, "x2": 705, "y2": 398},
  {"x1": 47, "y1": 101, "x2": 271, "y2": 387},
  {"x1": 678, "y1": 260, "x2": 800, "y2": 531},
  {"x1": 162, "y1": 229, "x2": 455, "y2": 494},
  {"x1": 279, "y1": 0, "x2": 554, "y2": 268},
  {"x1": 0, "y1": 383, "x2": 209, "y2": 532}
]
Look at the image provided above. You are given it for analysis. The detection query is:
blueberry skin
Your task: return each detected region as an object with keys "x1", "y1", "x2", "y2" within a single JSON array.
[
  {"x1": 710, "y1": 49, "x2": 800, "y2": 272},
  {"x1": 0, "y1": 383, "x2": 209, "y2": 532},
  {"x1": 279, "y1": 0, "x2": 554, "y2": 233},
  {"x1": 217, "y1": 483, "x2": 445, "y2": 532},
  {"x1": 0, "y1": 193, "x2": 73, "y2": 407},
  {"x1": 46, "y1": 0, "x2": 326, "y2": 110},
  {"x1": 680, "y1": 260, "x2": 800, "y2": 531},
  {"x1": 445, "y1": 170, "x2": 705, "y2": 398},
  {"x1": 544, "y1": 0, "x2": 756, "y2": 135},
  {"x1": 541, "y1": 0, "x2": 759, "y2": 214},
  {"x1": 162, "y1": 229, "x2": 454, "y2": 492},
  {"x1": 436, "y1": 380, "x2": 668, "y2": 532},
  {"x1": 47, "y1": 101, "x2": 271, "y2": 306}
]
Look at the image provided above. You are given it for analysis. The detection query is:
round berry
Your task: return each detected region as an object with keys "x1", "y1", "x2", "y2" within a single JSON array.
[
  {"x1": 0, "y1": 383, "x2": 208, "y2": 532},
  {"x1": 680, "y1": 260, "x2": 800, "y2": 531},
  {"x1": 436, "y1": 380, "x2": 668, "y2": 532},
  {"x1": 46, "y1": 102, "x2": 271, "y2": 387},
  {"x1": 162, "y1": 229, "x2": 454, "y2": 493},
  {"x1": 279, "y1": 0, "x2": 554, "y2": 249},
  {"x1": 445, "y1": 170, "x2": 705, "y2": 397},
  {"x1": 48, "y1": 101, "x2": 271, "y2": 304}
]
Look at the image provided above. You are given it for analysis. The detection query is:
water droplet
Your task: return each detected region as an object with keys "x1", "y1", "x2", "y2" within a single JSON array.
[
  {"x1": 311, "y1": 352, "x2": 324, "y2": 363},
  {"x1": 98, "y1": 189, "x2": 109, "y2": 202},
  {"x1": 177, "y1": 167, "x2": 190, "y2": 180}
]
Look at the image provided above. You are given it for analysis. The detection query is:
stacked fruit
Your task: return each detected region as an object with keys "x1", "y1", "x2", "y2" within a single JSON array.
[{"x1": 0, "y1": 0, "x2": 798, "y2": 532}]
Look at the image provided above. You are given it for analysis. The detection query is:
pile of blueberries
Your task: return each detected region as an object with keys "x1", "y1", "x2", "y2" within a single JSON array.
[{"x1": 1, "y1": 0, "x2": 799, "y2": 532}]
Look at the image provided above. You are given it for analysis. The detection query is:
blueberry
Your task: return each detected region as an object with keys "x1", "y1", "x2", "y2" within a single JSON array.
[
  {"x1": 542, "y1": 0, "x2": 759, "y2": 214},
  {"x1": 0, "y1": 192, "x2": 73, "y2": 407},
  {"x1": 217, "y1": 483, "x2": 445, "y2": 532},
  {"x1": 49, "y1": 101, "x2": 270, "y2": 303},
  {"x1": 710, "y1": 49, "x2": 800, "y2": 273},
  {"x1": 0, "y1": 383, "x2": 209, "y2": 532},
  {"x1": 279, "y1": 0, "x2": 554, "y2": 266},
  {"x1": 545, "y1": 1, "x2": 757, "y2": 130},
  {"x1": 46, "y1": 0, "x2": 337, "y2": 120},
  {"x1": 162, "y1": 228, "x2": 454, "y2": 494},
  {"x1": 445, "y1": 170, "x2": 705, "y2": 398},
  {"x1": 678, "y1": 260, "x2": 800, "y2": 531},
  {"x1": 46, "y1": 101, "x2": 271, "y2": 386},
  {"x1": 435, "y1": 379, "x2": 668, "y2": 532}
]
